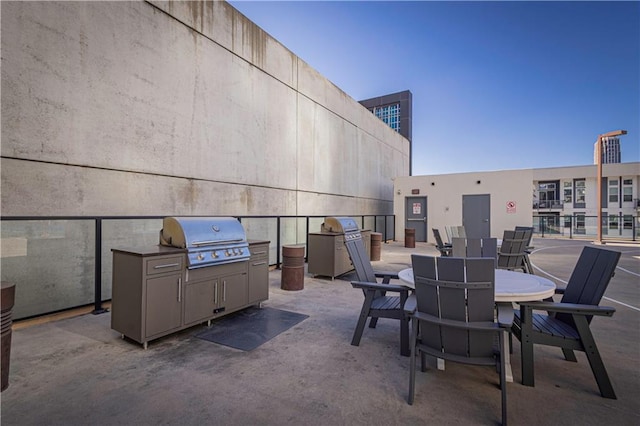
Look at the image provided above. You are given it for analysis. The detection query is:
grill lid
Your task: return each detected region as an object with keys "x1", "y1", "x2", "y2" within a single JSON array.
[
  {"x1": 160, "y1": 217, "x2": 249, "y2": 268},
  {"x1": 322, "y1": 217, "x2": 360, "y2": 234}
]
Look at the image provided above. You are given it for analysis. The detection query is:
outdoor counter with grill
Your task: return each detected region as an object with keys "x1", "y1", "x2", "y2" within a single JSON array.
[
  {"x1": 307, "y1": 217, "x2": 371, "y2": 279},
  {"x1": 110, "y1": 217, "x2": 270, "y2": 349}
]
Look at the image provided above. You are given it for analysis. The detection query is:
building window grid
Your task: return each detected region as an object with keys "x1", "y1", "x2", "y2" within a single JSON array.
[
  {"x1": 609, "y1": 179, "x2": 619, "y2": 204},
  {"x1": 373, "y1": 104, "x2": 401, "y2": 133},
  {"x1": 622, "y1": 178, "x2": 633, "y2": 202}
]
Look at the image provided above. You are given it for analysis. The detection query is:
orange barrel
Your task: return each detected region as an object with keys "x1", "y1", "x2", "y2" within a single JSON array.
[
  {"x1": 1, "y1": 281, "x2": 16, "y2": 392},
  {"x1": 281, "y1": 245, "x2": 305, "y2": 291},
  {"x1": 404, "y1": 228, "x2": 416, "y2": 248},
  {"x1": 370, "y1": 232, "x2": 382, "y2": 261}
]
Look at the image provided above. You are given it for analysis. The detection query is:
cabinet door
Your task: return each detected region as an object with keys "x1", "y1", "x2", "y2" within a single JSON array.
[
  {"x1": 219, "y1": 272, "x2": 248, "y2": 314},
  {"x1": 248, "y1": 245, "x2": 269, "y2": 304},
  {"x1": 145, "y1": 274, "x2": 182, "y2": 338},
  {"x1": 184, "y1": 278, "x2": 217, "y2": 325}
]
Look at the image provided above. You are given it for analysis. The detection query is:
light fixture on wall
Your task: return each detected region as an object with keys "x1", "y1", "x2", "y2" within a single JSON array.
[
  {"x1": 476, "y1": 180, "x2": 481, "y2": 185},
  {"x1": 430, "y1": 182, "x2": 435, "y2": 186},
  {"x1": 397, "y1": 189, "x2": 401, "y2": 195}
]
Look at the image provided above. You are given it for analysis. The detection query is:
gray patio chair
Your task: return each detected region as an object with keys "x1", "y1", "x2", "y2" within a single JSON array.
[
  {"x1": 497, "y1": 230, "x2": 530, "y2": 273},
  {"x1": 514, "y1": 226, "x2": 534, "y2": 273},
  {"x1": 432, "y1": 228, "x2": 452, "y2": 257},
  {"x1": 345, "y1": 228, "x2": 410, "y2": 356},
  {"x1": 511, "y1": 246, "x2": 621, "y2": 399},
  {"x1": 408, "y1": 255, "x2": 511, "y2": 425},
  {"x1": 451, "y1": 237, "x2": 497, "y2": 259}
]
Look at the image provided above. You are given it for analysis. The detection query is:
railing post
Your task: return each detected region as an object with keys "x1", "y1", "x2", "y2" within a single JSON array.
[
  {"x1": 276, "y1": 216, "x2": 282, "y2": 269},
  {"x1": 305, "y1": 216, "x2": 310, "y2": 262},
  {"x1": 92, "y1": 218, "x2": 107, "y2": 314}
]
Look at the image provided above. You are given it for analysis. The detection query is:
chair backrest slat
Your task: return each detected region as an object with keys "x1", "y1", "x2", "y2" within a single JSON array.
[
  {"x1": 558, "y1": 246, "x2": 621, "y2": 325},
  {"x1": 452, "y1": 238, "x2": 497, "y2": 260},
  {"x1": 344, "y1": 238, "x2": 376, "y2": 283},
  {"x1": 432, "y1": 228, "x2": 446, "y2": 247}
]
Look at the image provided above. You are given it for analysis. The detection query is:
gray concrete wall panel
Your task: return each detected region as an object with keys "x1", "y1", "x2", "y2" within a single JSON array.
[{"x1": 1, "y1": 0, "x2": 409, "y2": 218}]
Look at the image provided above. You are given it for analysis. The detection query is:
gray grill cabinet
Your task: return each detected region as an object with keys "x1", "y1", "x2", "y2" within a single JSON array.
[
  {"x1": 111, "y1": 240, "x2": 270, "y2": 349},
  {"x1": 307, "y1": 231, "x2": 370, "y2": 279}
]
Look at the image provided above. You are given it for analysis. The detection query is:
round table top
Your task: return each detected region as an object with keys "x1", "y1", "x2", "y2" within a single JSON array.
[{"x1": 398, "y1": 268, "x2": 556, "y2": 303}]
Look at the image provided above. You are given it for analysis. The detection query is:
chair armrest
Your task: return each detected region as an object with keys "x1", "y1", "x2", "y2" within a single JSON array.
[
  {"x1": 496, "y1": 302, "x2": 514, "y2": 328},
  {"x1": 351, "y1": 281, "x2": 409, "y2": 294},
  {"x1": 374, "y1": 271, "x2": 400, "y2": 283},
  {"x1": 404, "y1": 294, "x2": 417, "y2": 315},
  {"x1": 554, "y1": 287, "x2": 566, "y2": 295},
  {"x1": 519, "y1": 301, "x2": 615, "y2": 317},
  {"x1": 413, "y1": 311, "x2": 499, "y2": 332}
]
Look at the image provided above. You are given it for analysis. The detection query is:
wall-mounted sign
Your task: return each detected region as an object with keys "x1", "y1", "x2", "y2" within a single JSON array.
[
  {"x1": 411, "y1": 189, "x2": 420, "y2": 194},
  {"x1": 413, "y1": 203, "x2": 421, "y2": 214},
  {"x1": 506, "y1": 201, "x2": 516, "y2": 214}
]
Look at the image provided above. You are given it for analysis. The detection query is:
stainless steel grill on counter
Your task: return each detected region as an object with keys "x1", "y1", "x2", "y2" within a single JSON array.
[{"x1": 159, "y1": 217, "x2": 249, "y2": 269}]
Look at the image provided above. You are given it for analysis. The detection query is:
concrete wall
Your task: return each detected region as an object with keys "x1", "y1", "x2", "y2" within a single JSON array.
[
  {"x1": 0, "y1": 0, "x2": 409, "y2": 318},
  {"x1": 393, "y1": 169, "x2": 534, "y2": 242},
  {"x1": 1, "y1": 0, "x2": 409, "y2": 217}
]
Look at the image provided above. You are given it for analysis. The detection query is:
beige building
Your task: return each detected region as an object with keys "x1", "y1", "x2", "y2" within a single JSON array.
[{"x1": 393, "y1": 162, "x2": 640, "y2": 242}]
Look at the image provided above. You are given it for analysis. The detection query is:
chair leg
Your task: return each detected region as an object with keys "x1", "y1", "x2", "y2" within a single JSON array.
[
  {"x1": 368, "y1": 317, "x2": 379, "y2": 328},
  {"x1": 351, "y1": 291, "x2": 375, "y2": 347},
  {"x1": 400, "y1": 314, "x2": 410, "y2": 357},
  {"x1": 499, "y1": 332, "x2": 508, "y2": 426},
  {"x1": 408, "y1": 318, "x2": 419, "y2": 405},
  {"x1": 519, "y1": 307, "x2": 535, "y2": 387},
  {"x1": 561, "y1": 348, "x2": 577, "y2": 362},
  {"x1": 573, "y1": 315, "x2": 617, "y2": 399}
]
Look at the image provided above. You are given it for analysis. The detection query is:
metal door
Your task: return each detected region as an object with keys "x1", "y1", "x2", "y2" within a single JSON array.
[
  {"x1": 405, "y1": 197, "x2": 427, "y2": 242},
  {"x1": 462, "y1": 194, "x2": 490, "y2": 238}
]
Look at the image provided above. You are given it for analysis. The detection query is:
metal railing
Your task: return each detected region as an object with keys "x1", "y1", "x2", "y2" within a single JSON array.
[
  {"x1": 532, "y1": 214, "x2": 639, "y2": 240},
  {"x1": 0, "y1": 214, "x2": 395, "y2": 320}
]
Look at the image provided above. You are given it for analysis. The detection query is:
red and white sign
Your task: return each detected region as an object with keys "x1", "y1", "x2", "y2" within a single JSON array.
[
  {"x1": 413, "y1": 203, "x2": 421, "y2": 215},
  {"x1": 506, "y1": 201, "x2": 516, "y2": 214}
]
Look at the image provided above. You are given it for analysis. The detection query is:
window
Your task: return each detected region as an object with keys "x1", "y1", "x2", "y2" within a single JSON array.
[
  {"x1": 563, "y1": 181, "x2": 572, "y2": 204},
  {"x1": 623, "y1": 178, "x2": 633, "y2": 202},
  {"x1": 609, "y1": 179, "x2": 619, "y2": 204},
  {"x1": 623, "y1": 215, "x2": 633, "y2": 230},
  {"x1": 574, "y1": 179, "x2": 586, "y2": 207},
  {"x1": 575, "y1": 213, "x2": 585, "y2": 234},
  {"x1": 372, "y1": 104, "x2": 401, "y2": 133},
  {"x1": 609, "y1": 215, "x2": 619, "y2": 230},
  {"x1": 563, "y1": 215, "x2": 572, "y2": 228}
]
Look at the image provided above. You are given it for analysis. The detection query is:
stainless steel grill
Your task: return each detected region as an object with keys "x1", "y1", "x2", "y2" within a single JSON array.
[
  {"x1": 322, "y1": 216, "x2": 362, "y2": 241},
  {"x1": 159, "y1": 217, "x2": 249, "y2": 269}
]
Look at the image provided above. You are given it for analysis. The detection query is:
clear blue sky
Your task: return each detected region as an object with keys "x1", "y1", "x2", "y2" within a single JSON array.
[{"x1": 229, "y1": 1, "x2": 639, "y2": 175}]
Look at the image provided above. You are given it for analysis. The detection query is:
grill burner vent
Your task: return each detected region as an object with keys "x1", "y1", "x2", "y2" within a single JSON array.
[{"x1": 159, "y1": 217, "x2": 249, "y2": 269}]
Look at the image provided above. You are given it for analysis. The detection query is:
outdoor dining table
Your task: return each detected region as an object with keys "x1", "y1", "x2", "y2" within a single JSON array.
[{"x1": 398, "y1": 267, "x2": 556, "y2": 382}]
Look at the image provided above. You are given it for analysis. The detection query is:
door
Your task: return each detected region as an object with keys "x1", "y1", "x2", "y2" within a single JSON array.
[
  {"x1": 462, "y1": 194, "x2": 490, "y2": 238},
  {"x1": 405, "y1": 196, "x2": 427, "y2": 242}
]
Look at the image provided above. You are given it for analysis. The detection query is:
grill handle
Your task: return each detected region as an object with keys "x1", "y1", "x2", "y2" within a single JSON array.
[{"x1": 191, "y1": 239, "x2": 244, "y2": 247}]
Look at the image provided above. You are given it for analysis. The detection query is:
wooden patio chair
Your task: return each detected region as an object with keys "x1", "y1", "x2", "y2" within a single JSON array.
[
  {"x1": 451, "y1": 237, "x2": 497, "y2": 259},
  {"x1": 497, "y1": 230, "x2": 530, "y2": 273},
  {"x1": 511, "y1": 246, "x2": 621, "y2": 398},
  {"x1": 345, "y1": 229, "x2": 410, "y2": 356},
  {"x1": 408, "y1": 255, "x2": 511, "y2": 425},
  {"x1": 431, "y1": 228, "x2": 452, "y2": 257}
]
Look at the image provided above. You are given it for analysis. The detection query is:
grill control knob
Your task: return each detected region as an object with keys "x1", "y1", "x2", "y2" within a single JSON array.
[
  {"x1": 197, "y1": 254, "x2": 204, "y2": 261},
  {"x1": 212, "y1": 251, "x2": 219, "y2": 258}
]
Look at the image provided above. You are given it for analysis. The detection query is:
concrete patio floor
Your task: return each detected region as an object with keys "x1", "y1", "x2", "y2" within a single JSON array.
[{"x1": 1, "y1": 238, "x2": 639, "y2": 425}]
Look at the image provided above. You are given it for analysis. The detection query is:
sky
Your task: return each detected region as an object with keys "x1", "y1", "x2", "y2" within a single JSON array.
[{"x1": 229, "y1": 0, "x2": 639, "y2": 176}]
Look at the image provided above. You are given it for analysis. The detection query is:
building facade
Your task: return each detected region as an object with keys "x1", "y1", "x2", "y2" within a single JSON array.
[
  {"x1": 594, "y1": 136, "x2": 622, "y2": 164},
  {"x1": 393, "y1": 162, "x2": 640, "y2": 242},
  {"x1": 359, "y1": 90, "x2": 413, "y2": 174}
]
